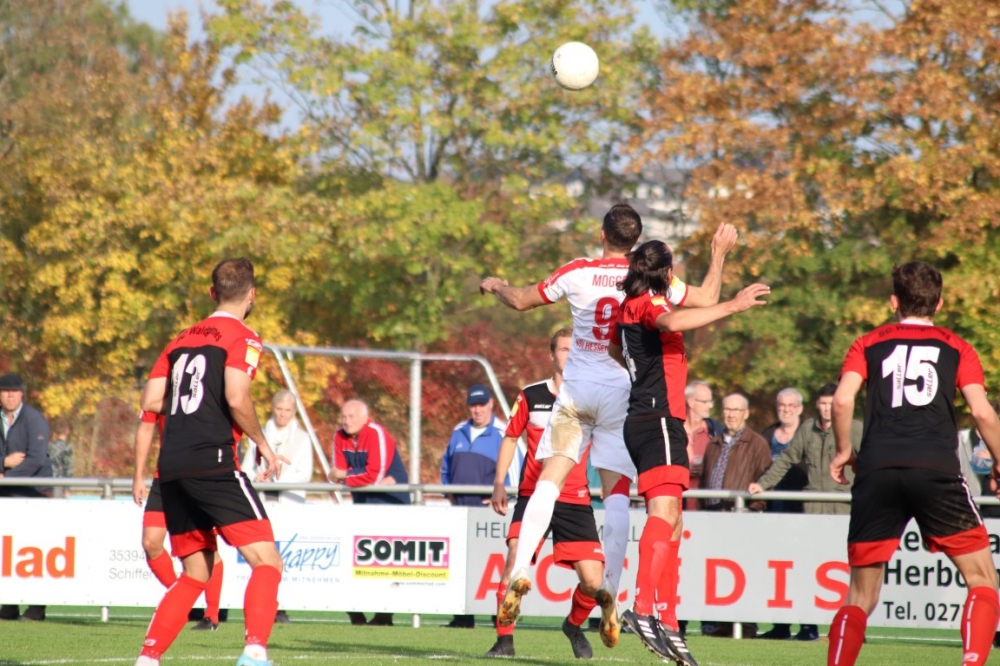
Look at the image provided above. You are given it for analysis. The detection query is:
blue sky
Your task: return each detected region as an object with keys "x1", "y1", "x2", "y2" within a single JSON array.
[
  {"x1": 125, "y1": 0, "x2": 674, "y2": 129},
  {"x1": 126, "y1": 0, "x2": 672, "y2": 40}
]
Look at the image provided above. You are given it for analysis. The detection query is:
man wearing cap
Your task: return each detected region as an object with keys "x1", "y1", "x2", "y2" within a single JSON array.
[
  {"x1": 0, "y1": 372, "x2": 53, "y2": 622},
  {"x1": 442, "y1": 384, "x2": 517, "y2": 507},
  {"x1": 441, "y1": 384, "x2": 517, "y2": 627}
]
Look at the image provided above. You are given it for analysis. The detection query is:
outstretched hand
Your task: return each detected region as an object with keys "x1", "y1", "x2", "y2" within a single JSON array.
[
  {"x1": 255, "y1": 448, "x2": 291, "y2": 483},
  {"x1": 711, "y1": 222, "x2": 739, "y2": 257},
  {"x1": 731, "y1": 283, "x2": 770, "y2": 312},
  {"x1": 479, "y1": 277, "x2": 508, "y2": 296}
]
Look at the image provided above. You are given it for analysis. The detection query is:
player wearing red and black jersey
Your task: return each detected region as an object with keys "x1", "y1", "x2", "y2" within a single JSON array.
[
  {"x1": 827, "y1": 261, "x2": 1000, "y2": 666},
  {"x1": 133, "y1": 258, "x2": 283, "y2": 666},
  {"x1": 609, "y1": 239, "x2": 768, "y2": 666},
  {"x1": 486, "y1": 329, "x2": 614, "y2": 659}
]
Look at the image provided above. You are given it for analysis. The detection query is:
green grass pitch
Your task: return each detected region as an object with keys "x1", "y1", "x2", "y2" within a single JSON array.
[{"x1": 0, "y1": 607, "x2": 989, "y2": 665}]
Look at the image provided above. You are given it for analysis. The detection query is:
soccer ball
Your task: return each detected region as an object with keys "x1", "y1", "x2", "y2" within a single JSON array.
[{"x1": 550, "y1": 42, "x2": 599, "y2": 90}]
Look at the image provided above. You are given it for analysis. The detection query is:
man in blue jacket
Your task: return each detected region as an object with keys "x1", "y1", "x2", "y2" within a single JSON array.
[
  {"x1": 441, "y1": 384, "x2": 516, "y2": 628},
  {"x1": 0, "y1": 372, "x2": 53, "y2": 622},
  {"x1": 442, "y1": 384, "x2": 516, "y2": 506}
]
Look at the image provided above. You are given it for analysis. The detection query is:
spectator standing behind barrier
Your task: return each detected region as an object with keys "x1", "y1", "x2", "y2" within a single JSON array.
[
  {"x1": 243, "y1": 390, "x2": 315, "y2": 505},
  {"x1": 757, "y1": 388, "x2": 807, "y2": 514},
  {"x1": 441, "y1": 384, "x2": 513, "y2": 629},
  {"x1": 0, "y1": 372, "x2": 52, "y2": 622},
  {"x1": 683, "y1": 380, "x2": 723, "y2": 513},
  {"x1": 749, "y1": 384, "x2": 861, "y2": 642},
  {"x1": 441, "y1": 385, "x2": 515, "y2": 506},
  {"x1": 699, "y1": 393, "x2": 770, "y2": 639},
  {"x1": 750, "y1": 384, "x2": 862, "y2": 516},
  {"x1": 330, "y1": 399, "x2": 409, "y2": 628},
  {"x1": 330, "y1": 400, "x2": 410, "y2": 506},
  {"x1": 242, "y1": 389, "x2": 316, "y2": 625},
  {"x1": 49, "y1": 418, "x2": 74, "y2": 498}
]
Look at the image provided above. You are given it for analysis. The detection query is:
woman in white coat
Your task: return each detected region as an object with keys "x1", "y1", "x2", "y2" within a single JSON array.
[{"x1": 242, "y1": 389, "x2": 315, "y2": 504}]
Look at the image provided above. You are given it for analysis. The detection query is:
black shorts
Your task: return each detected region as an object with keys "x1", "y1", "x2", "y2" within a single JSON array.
[
  {"x1": 847, "y1": 467, "x2": 989, "y2": 566},
  {"x1": 160, "y1": 472, "x2": 273, "y2": 558},
  {"x1": 142, "y1": 479, "x2": 166, "y2": 529},
  {"x1": 623, "y1": 415, "x2": 690, "y2": 496},
  {"x1": 508, "y1": 498, "x2": 602, "y2": 568},
  {"x1": 145, "y1": 478, "x2": 164, "y2": 513}
]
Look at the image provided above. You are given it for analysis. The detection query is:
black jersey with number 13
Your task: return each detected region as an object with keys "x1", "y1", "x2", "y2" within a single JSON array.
[
  {"x1": 841, "y1": 322, "x2": 985, "y2": 476},
  {"x1": 149, "y1": 312, "x2": 264, "y2": 481}
]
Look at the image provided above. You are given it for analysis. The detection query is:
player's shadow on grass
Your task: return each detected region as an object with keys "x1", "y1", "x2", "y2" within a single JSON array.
[{"x1": 279, "y1": 639, "x2": 558, "y2": 664}]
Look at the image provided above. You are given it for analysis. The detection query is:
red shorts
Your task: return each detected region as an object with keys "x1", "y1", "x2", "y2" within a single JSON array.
[{"x1": 160, "y1": 472, "x2": 274, "y2": 558}]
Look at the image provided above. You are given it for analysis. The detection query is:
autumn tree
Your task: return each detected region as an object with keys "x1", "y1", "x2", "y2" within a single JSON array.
[
  {"x1": 643, "y1": 0, "x2": 1000, "y2": 409},
  {"x1": 0, "y1": 3, "x2": 312, "y2": 432}
]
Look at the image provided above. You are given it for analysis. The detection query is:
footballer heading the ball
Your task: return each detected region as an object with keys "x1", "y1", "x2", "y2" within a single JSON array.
[{"x1": 551, "y1": 41, "x2": 599, "y2": 90}]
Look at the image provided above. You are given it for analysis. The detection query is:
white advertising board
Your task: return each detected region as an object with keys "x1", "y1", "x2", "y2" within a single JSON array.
[
  {"x1": 2, "y1": 499, "x2": 997, "y2": 629},
  {"x1": 0, "y1": 499, "x2": 466, "y2": 613},
  {"x1": 464, "y1": 506, "x2": 1000, "y2": 629}
]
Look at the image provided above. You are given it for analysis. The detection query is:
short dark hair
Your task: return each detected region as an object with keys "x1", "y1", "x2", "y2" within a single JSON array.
[
  {"x1": 621, "y1": 240, "x2": 673, "y2": 298},
  {"x1": 602, "y1": 203, "x2": 643, "y2": 251},
  {"x1": 550, "y1": 327, "x2": 572, "y2": 353},
  {"x1": 817, "y1": 383, "x2": 838, "y2": 399},
  {"x1": 212, "y1": 258, "x2": 255, "y2": 303},
  {"x1": 892, "y1": 261, "x2": 942, "y2": 318}
]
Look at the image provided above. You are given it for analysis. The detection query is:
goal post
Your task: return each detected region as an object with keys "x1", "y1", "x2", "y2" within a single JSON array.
[{"x1": 263, "y1": 343, "x2": 512, "y2": 504}]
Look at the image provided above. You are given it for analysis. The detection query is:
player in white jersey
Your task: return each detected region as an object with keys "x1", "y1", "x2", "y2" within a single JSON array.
[{"x1": 480, "y1": 203, "x2": 738, "y2": 634}]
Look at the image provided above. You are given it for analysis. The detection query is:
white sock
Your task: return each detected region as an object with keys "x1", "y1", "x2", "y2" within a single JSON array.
[
  {"x1": 510, "y1": 480, "x2": 560, "y2": 574},
  {"x1": 242, "y1": 644, "x2": 267, "y2": 661},
  {"x1": 134, "y1": 657, "x2": 159, "y2": 666},
  {"x1": 602, "y1": 493, "x2": 631, "y2": 590}
]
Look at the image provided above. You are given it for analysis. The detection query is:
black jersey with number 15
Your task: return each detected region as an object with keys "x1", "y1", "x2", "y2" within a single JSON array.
[
  {"x1": 841, "y1": 322, "x2": 985, "y2": 476},
  {"x1": 149, "y1": 312, "x2": 263, "y2": 481}
]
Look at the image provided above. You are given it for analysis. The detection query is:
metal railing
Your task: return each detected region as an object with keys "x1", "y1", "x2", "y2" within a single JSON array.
[{"x1": 4, "y1": 477, "x2": 999, "y2": 506}]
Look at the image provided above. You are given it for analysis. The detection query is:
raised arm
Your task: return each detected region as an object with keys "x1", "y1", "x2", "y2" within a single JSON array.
[
  {"x1": 480, "y1": 278, "x2": 547, "y2": 311},
  {"x1": 656, "y1": 283, "x2": 769, "y2": 333},
  {"x1": 681, "y1": 223, "x2": 738, "y2": 308}
]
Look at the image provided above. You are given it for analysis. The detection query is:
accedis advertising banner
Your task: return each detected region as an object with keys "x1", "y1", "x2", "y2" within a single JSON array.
[{"x1": 464, "y1": 506, "x2": 1000, "y2": 629}]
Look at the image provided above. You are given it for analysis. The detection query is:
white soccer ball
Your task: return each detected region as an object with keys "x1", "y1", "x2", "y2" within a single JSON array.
[{"x1": 550, "y1": 41, "x2": 600, "y2": 91}]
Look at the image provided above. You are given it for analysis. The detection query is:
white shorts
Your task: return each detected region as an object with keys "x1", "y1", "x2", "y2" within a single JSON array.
[{"x1": 536, "y1": 380, "x2": 636, "y2": 479}]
